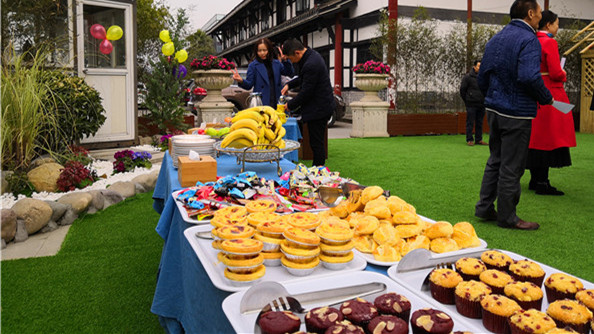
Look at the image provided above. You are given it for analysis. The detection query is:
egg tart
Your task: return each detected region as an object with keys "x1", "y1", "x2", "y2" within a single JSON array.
[
  {"x1": 283, "y1": 227, "x2": 321, "y2": 246},
  {"x1": 283, "y1": 212, "x2": 321, "y2": 230},
  {"x1": 215, "y1": 225, "x2": 255, "y2": 240},
  {"x1": 245, "y1": 199, "x2": 277, "y2": 214},
  {"x1": 220, "y1": 238, "x2": 263, "y2": 255}
]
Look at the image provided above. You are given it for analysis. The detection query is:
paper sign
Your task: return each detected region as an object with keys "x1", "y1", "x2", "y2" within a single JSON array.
[
  {"x1": 552, "y1": 100, "x2": 574, "y2": 114},
  {"x1": 560, "y1": 57, "x2": 566, "y2": 69}
]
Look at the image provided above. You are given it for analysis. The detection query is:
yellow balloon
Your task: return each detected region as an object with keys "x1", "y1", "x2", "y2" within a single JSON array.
[
  {"x1": 106, "y1": 25, "x2": 123, "y2": 41},
  {"x1": 159, "y1": 30, "x2": 171, "y2": 43},
  {"x1": 162, "y1": 42, "x2": 175, "y2": 56},
  {"x1": 175, "y1": 50, "x2": 188, "y2": 63}
]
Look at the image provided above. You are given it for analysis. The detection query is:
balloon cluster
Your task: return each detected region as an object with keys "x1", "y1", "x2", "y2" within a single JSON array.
[
  {"x1": 159, "y1": 30, "x2": 188, "y2": 78},
  {"x1": 90, "y1": 24, "x2": 123, "y2": 55}
]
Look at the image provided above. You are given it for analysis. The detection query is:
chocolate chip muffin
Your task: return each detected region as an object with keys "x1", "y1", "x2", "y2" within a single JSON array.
[
  {"x1": 305, "y1": 306, "x2": 343, "y2": 334},
  {"x1": 366, "y1": 315, "x2": 408, "y2": 334},
  {"x1": 410, "y1": 308, "x2": 454, "y2": 334},
  {"x1": 340, "y1": 298, "x2": 379, "y2": 327},
  {"x1": 258, "y1": 310, "x2": 301, "y2": 334},
  {"x1": 374, "y1": 292, "x2": 412, "y2": 321}
]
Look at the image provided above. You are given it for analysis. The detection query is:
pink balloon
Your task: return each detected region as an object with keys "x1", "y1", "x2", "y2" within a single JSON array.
[
  {"x1": 90, "y1": 24, "x2": 106, "y2": 40},
  {"x1": 99, "y1": 39, "x2": 113, "y2": 54}
]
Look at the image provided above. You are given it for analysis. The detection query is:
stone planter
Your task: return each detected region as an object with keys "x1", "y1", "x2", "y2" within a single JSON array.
[
  {"x1": 354, "y1": 73, "x2": 389, "y2": 102},
  {"x1": 192, "y1": 69, "x2": 234, "y2": 123},
  {"x1": 192, "y1": 69, "x2": 233, "y2": 104},
  {"x1": 351, "y1": 73, "x2": 390, "y2": 137}
]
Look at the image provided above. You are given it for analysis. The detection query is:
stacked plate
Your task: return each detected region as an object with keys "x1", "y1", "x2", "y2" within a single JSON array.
[{"x1": 171, "y1": 134, "x2": 216, "y2": 168}]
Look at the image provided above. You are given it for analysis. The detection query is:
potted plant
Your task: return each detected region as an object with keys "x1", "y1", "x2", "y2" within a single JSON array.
[
  {"x1": 352, "y1": 60, "x2": 391, "y2": 102},
  {"x1": 190, "y1": 55, "x2": 236, "y2": 103}
]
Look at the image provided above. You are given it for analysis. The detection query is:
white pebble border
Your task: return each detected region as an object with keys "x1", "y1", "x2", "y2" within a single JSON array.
[{"x1": 1, "y1": 145, "x2": 162, "y2": 210}]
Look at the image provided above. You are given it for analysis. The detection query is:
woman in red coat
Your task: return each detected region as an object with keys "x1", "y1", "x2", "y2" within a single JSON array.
[{"x1": 526, "y1": 10, "x2": 576, "y2": 195}]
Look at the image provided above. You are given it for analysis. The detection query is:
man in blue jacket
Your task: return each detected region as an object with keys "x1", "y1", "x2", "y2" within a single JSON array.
[
  {"x1": 281, "y1": 38, "x2": 335, "y2": 167},
  {"x1": 475, "y1": 0, "x2": 553, "y2": 230}
]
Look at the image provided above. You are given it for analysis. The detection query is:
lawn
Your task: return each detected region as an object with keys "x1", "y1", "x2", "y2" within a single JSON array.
[{"x1": 1, "y1": 133, "x2": 592, "y2": 333}]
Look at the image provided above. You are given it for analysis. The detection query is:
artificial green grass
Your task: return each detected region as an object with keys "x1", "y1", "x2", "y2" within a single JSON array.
[
  {"x1": 1, "y1": 134, "x2": 593, "y2": 333},
  {"x1": 1, "y1": 192, "x2": 164, "y2": 333},
  {"x1": 324, "y1": 132, "x2": 594, "y2": 282}
]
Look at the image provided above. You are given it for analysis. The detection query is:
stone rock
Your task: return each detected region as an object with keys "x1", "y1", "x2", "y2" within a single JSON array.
[
  {"x1": 135, "y1": 183, "x2": 147, "y2": 194},
  {"x1": 45, "y1": 200, "x2": 69, "y2": 222},
  {"x1": 108, "y1": 181, "x2": 136, "y2": 198},
  {"x1": 101, "y1": 190, "x2": 124, "y2": 209},
  {"x1": 138, "y1": 136, "x2": 153, "y2": 146},
  {"x1": 58, "y1": 209, "x2": 77, "y2": 226},
  {"x1": 1, "y1": 238, "x2": 6, "y2": 249},
  {"x1": 57, "y1": 192, "x2": 92, "y2": 214},
  {"x1": 87, "y1": 190, "x2": 105, "y2": 214},
  {"x1": 1, "y1": 209, "x2": 17, "y2": 242},
  {"x1": 27, "y1": 162, "x2": 64, "y2": 193},
  {"x1": 131, "y1": 173, "x2": 156, "y2": 191},
  {"x1": 30, "y1": 156, "x2": 57, "y2": 168},
  {"x1": 11, "y1": 198, "x2": 52, "y2": 234},
  {"x1": 41, "y1": 221, "x2": 59, "y2": 233},
  {"x1": 1, "y1": 170, "x2": 13, "y2": 194},
  {"x1": 14, "y1": 219, "x2": 28, "y2": 242}
]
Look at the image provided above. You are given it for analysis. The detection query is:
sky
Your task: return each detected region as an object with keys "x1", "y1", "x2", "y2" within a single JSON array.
[{"x1": 165, "y1": 0, "x2": 243, "y2": 31}]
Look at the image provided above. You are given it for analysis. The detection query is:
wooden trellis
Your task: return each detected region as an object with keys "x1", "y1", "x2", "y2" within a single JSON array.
[{"x1": 564, "y1": 21, "x2": 594, "y2": 133}]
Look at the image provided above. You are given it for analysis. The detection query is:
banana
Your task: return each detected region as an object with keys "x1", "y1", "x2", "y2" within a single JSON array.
[
  {"x1": 264, "y1": 127, "x2": 276, "y2": 141},
  {"x1": 225, "y1": 138, "x2": 253, "y2": 148},
  {"x1": 277, "y1": 112, "x2": 287, "y2": 124},
  {"x1": 231, "y1": 110, "x2": 265, "y2": 123},
  {"x1": 220, "y1": 128, "x2": 258, "y2": 148},
  {"x1": 272, "y1": 118, "x2": 283, "y2": 135},
  {"x1": 260, "y1": 106, "x2": 278, "y2": 125},
  {"x1": 230, "y1": 118, "x2": 260, "y2": 133},
  {"x1": 261, "y1": 112, "x2": 270, "y2": 126},
  {"x1": 276, "y1": 126, "x2": 286, "y2": 140}
]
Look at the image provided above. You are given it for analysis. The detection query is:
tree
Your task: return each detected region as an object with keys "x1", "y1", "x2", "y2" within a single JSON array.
[
  {"x1": 186, "y1": 30, "x2": 215, "y2": 61},
  {"x1": 136, "y1": 0, "x2": 170, "y2": 79}
]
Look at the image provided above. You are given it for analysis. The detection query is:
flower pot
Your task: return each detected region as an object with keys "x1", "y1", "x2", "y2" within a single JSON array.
[
  {"x1": 192, "y1": 69, "x2": 233, "y2": 104},
  {"x1": 354, "y1": 73, "x2": 389, "y2": 102}
]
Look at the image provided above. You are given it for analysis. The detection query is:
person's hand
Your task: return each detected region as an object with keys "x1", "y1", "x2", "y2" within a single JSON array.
[
  {"x1": 281, "y1": 84, "x2": 289, "y2": 95},
  {"x1": 232, "y1": 68, "x2": 242, "y2": 83},
  {"x1": 278, "y1": 47, "x2": 285, "y2": 61}
]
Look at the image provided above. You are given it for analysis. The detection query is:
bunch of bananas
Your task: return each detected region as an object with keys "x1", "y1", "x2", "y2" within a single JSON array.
[{"x1": 220, "y1": 106, "x2": 287, "y2": 149}]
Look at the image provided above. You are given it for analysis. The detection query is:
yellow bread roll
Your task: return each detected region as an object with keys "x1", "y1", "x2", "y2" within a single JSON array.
[
  {"x1": 373, "y1": 244, "x2": 401, "y2": 262},
  {"x1": 452, "y1": 221, "x2": 481, "y2": 248},
  {"x1": 364, "y1": 197, "x2": 392, "y2": 220},
  {"x1": 429, "y1": 237, "x2": 459, "y2": 253},
  {"x1": 361, "y1": 186, "x2": 384, "y2": 205},
  {"x1": 352, "y1": 235, "x2": 378, "y2": 253},
  {"x1": 353, "y1": 215, "x2": 380, "y2": 235},
  {"x1": 424, "y1": 221, "x2": 454, "y2": 240}
]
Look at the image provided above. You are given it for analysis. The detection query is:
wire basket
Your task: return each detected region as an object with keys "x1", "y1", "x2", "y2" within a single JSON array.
[{"x1": 213, "y1": 140, "x2": 300, "y2": 176}]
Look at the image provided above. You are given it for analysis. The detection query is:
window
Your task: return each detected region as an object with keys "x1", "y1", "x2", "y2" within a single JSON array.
[
  {"x1": 276, "y1": 0, "x2": 286, "y2": 24},
  {"x1": 296, "y1": 0, "x2": 309, "y2": 15},
  {"x1": 83, "y1": 5, "x2": 126, "y2": 69}
]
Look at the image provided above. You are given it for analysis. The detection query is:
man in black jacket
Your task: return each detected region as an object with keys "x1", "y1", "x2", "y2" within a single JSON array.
[
  {"x1": 460, "y1": 60, "x2": 487, "y2": 146},
  {"x1": 281, "y1": 38, "x2": 335, "y2": 166}
]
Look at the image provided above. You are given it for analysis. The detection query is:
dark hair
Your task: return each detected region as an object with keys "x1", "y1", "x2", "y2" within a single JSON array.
[
  {"x1": 252, "y1": 38, "x2": 275, "y2": 62},
  {"x1": 473, "y1": 59, "x2": 482, "y2": 66},
  {"x1": 510, "y1": 0, "x2": 538, "y2": 19},
  {"x1": 538, "y1": 10, "x2": 558, "y2": 30},
  {"x1": 282, "y1": 38, "x2": 305, "y2": 56}
]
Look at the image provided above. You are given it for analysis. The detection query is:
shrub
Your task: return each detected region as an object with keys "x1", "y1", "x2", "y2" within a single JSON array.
[
  {"x1": 40, "y1": 70, "x2": 106, "y2": 151},
  {"x1": 56, "y1": 161, "x2": 98, "y2": 192},
  {"x1": 113, "y1": 150, "x2": 152, "y2": 174},
  {"x1": 59, "y1": 145, "x2": 93, "y2": 166},
  {"x1": 5, "y1": 171, "x2": 35, "y2": 197}
]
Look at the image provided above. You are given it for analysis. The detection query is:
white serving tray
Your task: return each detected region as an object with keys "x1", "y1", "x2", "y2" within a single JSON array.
[
  {"x1": 222, "y1": 271, "x2": 484, "y2": 333},
  {"x1": 357, "y1": 214, "x2": 488, "y2": 266},
  {"x1": 184, "y1": 225, "x2": 367, "y2": 292},
  {"x1": 387, "y1": 249, "x2": 594, "y2": 332}
]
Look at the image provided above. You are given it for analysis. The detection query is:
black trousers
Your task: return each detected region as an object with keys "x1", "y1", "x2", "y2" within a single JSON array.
[
  {"x1": 475, "y1": 112, "x2": 532, "y2": 227},
  {"x1": 465, "y1": 106, "x2": 485, "y2": 142},
  {"x1": 305, "y1": 117, "x2": 328, "y2": 166}
]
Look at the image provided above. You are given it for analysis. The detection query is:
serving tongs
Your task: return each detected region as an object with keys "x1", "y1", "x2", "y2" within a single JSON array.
[
  {"x1": 317, "y1": 182, "x2": 367, "y2": 207},
  {"x1": 396, "y1": 248, "x2": 486, "y2": 273}
]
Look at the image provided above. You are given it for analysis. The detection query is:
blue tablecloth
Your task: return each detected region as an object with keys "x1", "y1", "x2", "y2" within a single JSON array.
[
  {"x1": 151, "y1": 152, "x2": 386, "y2": 333},
  {"x1": 283, "y1": 117, "x2": 301, "y2": 162}
]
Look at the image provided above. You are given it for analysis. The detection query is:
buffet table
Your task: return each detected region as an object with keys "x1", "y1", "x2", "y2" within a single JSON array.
[
  {"x1": 282, "y1": 117, "x2": 302, "y2": 162},
  {"x1": 151, "y1": 151, "x2": 333, "y2": 333}
]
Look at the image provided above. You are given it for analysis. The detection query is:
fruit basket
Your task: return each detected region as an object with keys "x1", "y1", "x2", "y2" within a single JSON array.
[{"x1": 214, "y1": 140, "x2": 300, "y2": 176}]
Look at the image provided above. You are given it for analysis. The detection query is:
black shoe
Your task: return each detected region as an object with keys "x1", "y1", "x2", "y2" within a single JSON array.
[
  {"x1": 534, "y1": 181, "x2": 564, "y2": 196},
  {"x1": 497, "y1": 219, "x2": 540, "y2": 230},
  {"x1": 476, "y1": 210, "x2": 498, "y2": 221}
]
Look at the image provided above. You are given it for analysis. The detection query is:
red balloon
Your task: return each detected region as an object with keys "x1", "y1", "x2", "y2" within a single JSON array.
[
  {"x1": 90, "y1": 24, "x2": 106, "y2": 39},
  {"x1": 99, "y1": 39, "x2": 113, "y2": 54}
]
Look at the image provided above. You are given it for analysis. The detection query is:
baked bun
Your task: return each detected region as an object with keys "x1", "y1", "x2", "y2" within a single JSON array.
[
  {"x1": 364, "y1": 197, "x2": 392, "y2": 219},
  {"x1": 424, "y1": 221, "x2": 454, "y2": 239},
  {"x1": 392, "y1": 211, "x2": 419, "y2": 225},
  {"x1": 401, "y1": 235, "x2": 430, "y2": 255},
  {"x1": 361, "y1": 186, "x2": 384, "y2": 205},
  {"x1": 353, "y1": 235, "x2": 378, "y2": 253},
  {"x1": 429, "y1": 237, "x2": 459, "y2": 253},
  {"x1": 373, "y1": 244, "x2": 401, "y2": 262},
  {"x1": 373, "y1": 223, "x2": 399, "y2": 245},
  {"x1": 386, "y1": 196, "x2": 409, "y2": 215},
  {"x1": 352, "y1": 215, "x2": 380, "y2": 235},
  {"x1": 395, "y1": 223, "x2": 422, "y2": 239},
  {"x1": 452, "y1": 221, "x2": 481, "y2": 248}
]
